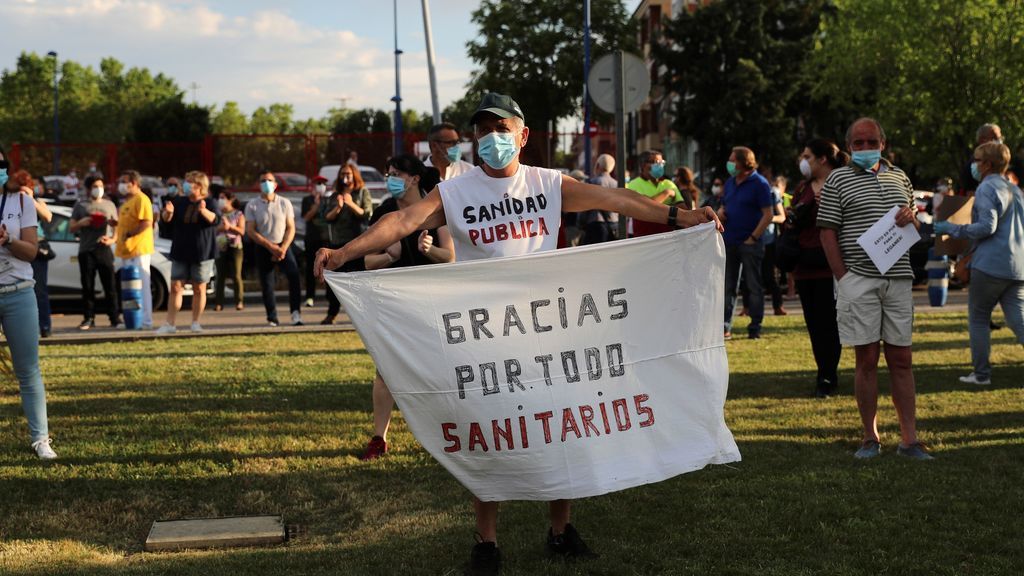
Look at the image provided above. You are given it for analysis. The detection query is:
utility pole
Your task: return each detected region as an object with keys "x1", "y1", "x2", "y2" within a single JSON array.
[
  {"x1": 421, "y1": 0, "x2": 441, "y2": 124},
  {"x1": 391, "y1": 0, "x2": 404, "y2": 156},
  {"x1": 189, "y1": 82, "x2": 200, "y2": 104},
  {"x1": 583, "y1": 0, "x2": 592, "y2": 175},
  {"x1": 47, "y1": 51, "x2": 60, "y2": 175}
]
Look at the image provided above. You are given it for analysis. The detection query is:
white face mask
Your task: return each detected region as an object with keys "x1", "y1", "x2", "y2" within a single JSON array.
[
  {"x1": 217, "y1": 198, "x2": 228, "y2": 210},
  {"x1": 799, "y1": 158, "x2": 812, "y2": 178},
  {"x1": 315, "y1": 184, "x2": 326, "y2": 195},
  {"x1": 118, "y1": 182, "x2": 129, "y2": 195},
  {"x1": 712, "y1": 185, "x2": 723, "y2": 195},
  {"x1": 90, "y1": 186, "x2": 104, "y2": 200}
]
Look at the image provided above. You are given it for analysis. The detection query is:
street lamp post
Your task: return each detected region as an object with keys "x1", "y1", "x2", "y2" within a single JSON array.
[
  {"x1": 47, "y1": 51, "x2": 60, "y2": 175},
  {"x1": 391, "y1": 0, "x2": 404, "y2": 157}
]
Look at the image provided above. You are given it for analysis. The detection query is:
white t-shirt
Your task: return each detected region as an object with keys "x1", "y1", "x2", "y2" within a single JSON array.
[
  {"x1": 438, "y1": 165, "x2": 562, "y2": 262},
  {"x1": 425, "y1": 156, "x2": 476, "y2": 181},
  {"x1": 244, "y1": 194, "x2": 294, "y2": 244},
  {"x1": 0, "y1": 191, "x2": 38, "y2": 284}
]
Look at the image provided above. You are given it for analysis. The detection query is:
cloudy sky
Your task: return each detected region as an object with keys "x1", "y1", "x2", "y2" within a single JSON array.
[{"x1": 3, "y1": 0, "x2": 642, "y2": 120}]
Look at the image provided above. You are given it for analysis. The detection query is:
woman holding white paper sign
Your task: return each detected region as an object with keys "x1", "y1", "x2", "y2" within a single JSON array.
[{"x1": 934, "y1": 141, "x2": 1024, "y2": 386}]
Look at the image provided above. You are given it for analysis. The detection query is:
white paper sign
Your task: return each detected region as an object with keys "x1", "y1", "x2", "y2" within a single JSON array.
[
  {"x1": 326, "y1": 224, "x2": 741, "y2": 502},
  {"x1": 855, "y1": 206, "x2": 919, "y2": 275}
]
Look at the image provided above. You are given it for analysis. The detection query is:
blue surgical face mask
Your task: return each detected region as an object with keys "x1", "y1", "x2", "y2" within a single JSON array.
[
  {"x1": 182, "y1": 181, "x2": 192, "y2": 195},
  {"x1": 386, "y1": 175, "x2": 408, "y2": 198},
  {"x1": 0, "y1": 168, "x2": 8, "y2": 188},
  {"x1": 970, "y1": 161, "x2": 982, "y2": 182},
  {"x1": 477, "y1": 131, "x2": 519, "y2": 170},
  {"x1": 168, "y1": 184, "x2": 178, "y2": 194},
  {"x1": 446, "y1": 144, "x2": 461, "y2": 164},
  {"x1": 726, "y1": 161, "x2": 738, "y2": 177},
  {"x1": 260, "y1": 180, "x2": 276, "y2": 195},
  {"x1": 851, "y1": 150, "x2": 882, "y2": 170},
  {"x1": 650, "y1": 162, "x2": 665, "y2": 179}
]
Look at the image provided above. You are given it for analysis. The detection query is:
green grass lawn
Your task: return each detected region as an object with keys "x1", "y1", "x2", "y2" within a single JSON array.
[{"x1": 1, "y1": 313, "x2": 1022, "y2": 575}]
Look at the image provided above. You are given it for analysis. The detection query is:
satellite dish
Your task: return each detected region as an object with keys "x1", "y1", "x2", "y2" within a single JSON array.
[{"x1": 587, "y1": 52, "x2": 651, "y2": 114}]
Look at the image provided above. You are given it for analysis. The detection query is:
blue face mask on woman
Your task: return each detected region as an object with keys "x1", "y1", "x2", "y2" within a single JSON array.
[
  {"x1": 182, "y1": 181, "x2": 192, "y2": 195},
  {"x1": 0, "y1": 168, "x2": 8, "y2": 188},
  {"x1": 477, "y1": 131, "x2": 519, "y2": 170},
  {"x1": 386, "y1": 175, "x2": 407, "y2": 199},
  {"x1": 851, "y1": 150, "x2": 882, "y2": 170},
  {"x1": 970, "y1": 161, "x2": 983, "y2": 182}
]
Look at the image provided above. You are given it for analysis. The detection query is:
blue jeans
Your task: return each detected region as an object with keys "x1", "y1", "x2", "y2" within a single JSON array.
[
  {"x1": 968, "y1": 269, "x2": 1024, "y2": 380},
  {"x1": 725, "y1": 242, "x2": 765, "y2": 335},
  {"x1": 255, "y1": 244, "x2": 301, "y2": 323},
  {"x1": 31, "y1": 258, "x2": 51, "y2": 332},
  {"x1": 0, "y1": 284, "x2": 49, "y2": 442}
]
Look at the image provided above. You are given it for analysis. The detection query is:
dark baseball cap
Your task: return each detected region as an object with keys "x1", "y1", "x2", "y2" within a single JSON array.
[{"x1": 470, "y1": 93, "x2": 525, "y2": 125}]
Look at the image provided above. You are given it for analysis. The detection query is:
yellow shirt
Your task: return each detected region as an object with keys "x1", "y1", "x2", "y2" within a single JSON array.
[
  {"x1": 626, "y1": 177, "x2": 683, "y2": 205},
  {"x1": 114, "y1": 192, "x2": 155, "y2": 258}
]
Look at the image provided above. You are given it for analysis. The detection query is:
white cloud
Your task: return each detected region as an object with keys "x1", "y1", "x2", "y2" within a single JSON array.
[{"x1": 2, "y1": 0, "x2": 473, "y2": 120}]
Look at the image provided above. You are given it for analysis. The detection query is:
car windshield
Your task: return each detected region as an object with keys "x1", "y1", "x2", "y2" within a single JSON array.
[
  {"x1": 281, "y1": 174, "x2": 308, "y2": 187},
  {"x1": 360, "y1": 169, "x2": 384, "y2": 183}
]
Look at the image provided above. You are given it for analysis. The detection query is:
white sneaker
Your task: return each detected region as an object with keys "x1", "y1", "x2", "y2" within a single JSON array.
[
  {"x1": 156, "y1": 324, "x2": 176, "y2": 335},
  {"x1": 32, "y1": 438, "x2": 58, "y2": 460},
  {"x1": 268, "y1": 320, "x2": 279, "y2": 327},
  {"x1": 190, "y1": 322, "x2": 203, "y2": 333},
  {"x1": 959, "y1": 373, "x2": 991, "y2": 385},
  {"x1": 304, "y1": 298, "x2": 314, "y2": 308},
  {"x1": 292, "y1": 311, "x2": 303, "y2": 326}
]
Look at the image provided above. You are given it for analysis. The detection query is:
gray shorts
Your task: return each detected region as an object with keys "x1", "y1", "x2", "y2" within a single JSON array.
[
  {"x1": 835, "y1": 272, "x2": 914, "y2": 347},
  {"x1": 171, "y1": 259, "x2": 215, "y2": 284}
]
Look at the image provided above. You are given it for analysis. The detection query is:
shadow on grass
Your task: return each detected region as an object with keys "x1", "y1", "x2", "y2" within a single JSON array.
[{"x1": 42, "y1": 348, "x2": 370, "y2": 361}]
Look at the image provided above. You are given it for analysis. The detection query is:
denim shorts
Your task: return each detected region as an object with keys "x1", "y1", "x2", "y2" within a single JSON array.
[{"x1": 171, "y1": 259, "x2": 215, "y2": 284}]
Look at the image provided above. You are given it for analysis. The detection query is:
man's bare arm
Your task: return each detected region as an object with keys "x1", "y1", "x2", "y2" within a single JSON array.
[{"x1": 560, "y1": 176, "x2": 722, "y2": 231}]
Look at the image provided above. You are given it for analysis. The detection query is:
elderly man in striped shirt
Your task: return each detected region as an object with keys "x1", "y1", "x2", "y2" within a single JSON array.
[{"x1": 817, "y1": 117, "x2": 933, "y2": 461}]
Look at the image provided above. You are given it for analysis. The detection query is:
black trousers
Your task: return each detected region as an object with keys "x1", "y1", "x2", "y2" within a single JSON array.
[
  {"x1": 796, "y1": 277, "x2": 842, "y2": 391},
  {"x1": 304, "y1": 234, "x2": 321, "y2": 301},
  {"x1": 79, "y1": 247, "x2": 119, "y2": 322}
]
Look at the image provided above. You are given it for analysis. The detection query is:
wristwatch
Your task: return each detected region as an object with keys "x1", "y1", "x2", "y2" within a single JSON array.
[{"x1": 667, "y1": 205, "x2": 678, "y2": 227}]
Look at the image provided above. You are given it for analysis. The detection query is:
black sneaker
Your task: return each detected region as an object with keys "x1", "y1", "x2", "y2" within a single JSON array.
[
  {"x1": 466, "y1": 540, "x2": 501, "y2": 576},
  {"x1": 546, "y1": 523, "x2": 598, "y2": 560},
  {"x1": 78, "y1": 319, "x2": 95, "y2": 331}
]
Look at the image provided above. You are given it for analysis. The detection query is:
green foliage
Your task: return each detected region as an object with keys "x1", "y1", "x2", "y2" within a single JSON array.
[
  {"x1": 465, "y1": 0, "x2": 635, "y2": 135},
  {"x1": 656, "y1": 0, "x2": 826, "y2": 178},
  {"x1": 811, "y1": 0, "x2": 1024, "y2": 183},
  {"x1": 1, "y1": 315, "x2": 1023, "y2": 574},
  {"x1": 130, "y1": 100, "x2": 211, "y2": 143}
]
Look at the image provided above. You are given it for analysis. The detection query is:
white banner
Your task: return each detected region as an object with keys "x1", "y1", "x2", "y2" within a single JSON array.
[{"x1": 326, "y1": 223, "x2": 740, "y2": 501}]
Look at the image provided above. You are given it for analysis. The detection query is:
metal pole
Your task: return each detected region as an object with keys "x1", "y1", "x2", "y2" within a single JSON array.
[
  {"x1": 583, "y1": 0, "x2": 592, "y2": 175},
  {"x1": 614, "y1": 50, "x2": 627, "y2": 238},
  {"x1": 421, "y1": 0, "x2": 441, "y2": 124},
  {"x1": 392, "y1": 0, "x2": 404, "y2": 156},
  {"x1": 48, "y1": 51, "x2": 60, "y2": 175}
]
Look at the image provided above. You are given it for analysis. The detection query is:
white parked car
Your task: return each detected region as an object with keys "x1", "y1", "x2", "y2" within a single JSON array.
[
  {"x1": 317, "y1": 164, "x2": 387, "y2": 206},
  {"x1": 42, "y1": 204, "x2": 213, "y2": 310}
]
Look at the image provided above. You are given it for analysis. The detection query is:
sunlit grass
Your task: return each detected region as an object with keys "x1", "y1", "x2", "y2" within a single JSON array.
[{"x1": 1, "y1": 315, "x2": 1022, "y2": 575}]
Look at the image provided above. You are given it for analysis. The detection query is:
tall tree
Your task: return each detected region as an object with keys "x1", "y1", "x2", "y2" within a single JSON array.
[
  {"x1": 211, "y1": 102, "x2": 249, "y2": 134},
  {"x1": 465, "y1": 0, "x2": 635, "y2": 165},
  {"x1": 811, "y1": 0, "x2": 1024, "y2": 183},
  {"x1": 655, "y1": 0, "x2": 826, "y2": 179}
]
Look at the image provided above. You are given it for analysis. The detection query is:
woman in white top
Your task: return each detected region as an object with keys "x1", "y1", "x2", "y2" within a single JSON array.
[{"x1": 0, "y1": 146, "x2": 57, "y2": 459}]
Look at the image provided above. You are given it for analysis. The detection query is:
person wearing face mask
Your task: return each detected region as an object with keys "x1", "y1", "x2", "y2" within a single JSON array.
[
  {"x1": 113, "y1": 170, "x2": 155, "y2": 329},
  {"x1": 578, "y1": 153, "x2": 620, "y2": 245},
  {"x1": 960, "y1": 123, "x2": 1003, "y2": 195},
  {"x1": 701, "y1": 177, "x2": 726, "y2": 211},
  {"x1": 424, "y1": 122, "x2": 474, "y2": 181},
  {"x1": 213, "y1": 190, "x2": 245, "y2": 312},
  {"x1": 789, "y1": 139, "x2": 849, "y2": 397},
  {"x1": 626, "y1": 150, "x2": 684, "y2": 237},
  {"x1": 357, "y1": 155, "x2": 452, "y2": 461},
  {"x1": 720, "y1": 146, "x2": 774, "y2": 340},
  {"x1": 69, "y1": 175, "x2": 121, "y2": 330},
  {"x1": 818, "y1": 117, "x2": 931, "y2": 461},
  {"x1": 157, "y1": 171, "x2": 220, "y2": 333},
  {"x1": 314, "y1": 92, "x2": 722, "y2": 576},
  {"x1": 245, "y1": 171, "x2": 304, "y2": 327},
  {"x1": 0, "y1": 146, "x2": 58, "y2": 459},
  {"x1": 934, "y1": 142, "x2": 1024, "y2": 386},
  {"x1": 12, "y1": 170, "x2": 54, "y2": 338},
  {"x1": 301, "y1": 176, "x2": 329, "y2": 308},
  {"x1": 317, "y1": 165, "x2": 373, "y2": 325}
]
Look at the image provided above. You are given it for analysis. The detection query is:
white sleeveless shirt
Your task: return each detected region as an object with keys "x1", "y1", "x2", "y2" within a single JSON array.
[{"x1": 438, "y1": 165, "x2": 563, "y2": 261}]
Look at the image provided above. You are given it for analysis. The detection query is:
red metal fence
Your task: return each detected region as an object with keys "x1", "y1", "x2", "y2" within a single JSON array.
[{"x1": 10, "y1": 131, "x2": 619, "y2": 189}]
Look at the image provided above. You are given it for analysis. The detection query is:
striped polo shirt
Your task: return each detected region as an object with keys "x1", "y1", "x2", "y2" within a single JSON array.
[{"x1": 816, "y1": 160, "x2": 915, "y2": 278}]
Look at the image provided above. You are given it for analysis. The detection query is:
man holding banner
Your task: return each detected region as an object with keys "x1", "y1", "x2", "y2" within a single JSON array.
[{"x1": 316, "y1": 93, "x2": 735, "y2": 576}]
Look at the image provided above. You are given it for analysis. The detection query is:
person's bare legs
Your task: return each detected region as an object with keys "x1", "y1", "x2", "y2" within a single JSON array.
[
  {"x1": 549, "y1": 499, "x2": 570, "y2": 535},
  {"x1": 474, "y1": 498, "x2": 499, "y2": 543},
  {"x1": 192, "y1": 282, "x2": 207, "y2": 323},
  {"x1": 854, "y1": 342, "x2": 881, "y2": 442},
  {"x1": 883, "y1": 343, "x2": 918, "y2": 446},
  {"x1": 166, "y1": 280, "x2": 184, "y2": 326},
  {"x1": 372, "y1": 372, "x2": 395, "y2": 439}
]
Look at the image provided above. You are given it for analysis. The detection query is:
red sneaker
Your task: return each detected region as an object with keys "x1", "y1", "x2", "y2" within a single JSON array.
[{"x1": 360, "y1": 436, "x2": 388, "y2": 460}]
